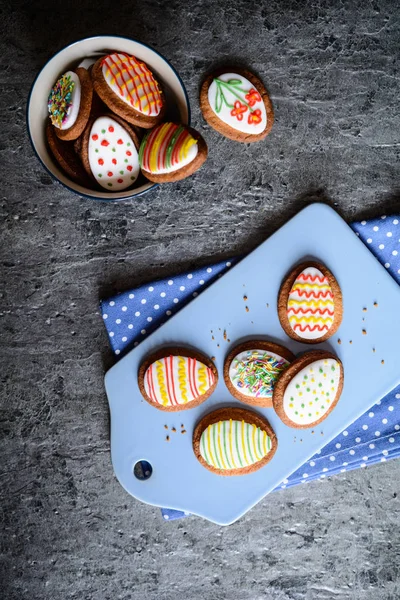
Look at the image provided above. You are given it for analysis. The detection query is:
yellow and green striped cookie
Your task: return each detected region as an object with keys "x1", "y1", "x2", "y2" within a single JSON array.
[{"x1": 193, "y1": 407, "x2": 277, "y2": 475}]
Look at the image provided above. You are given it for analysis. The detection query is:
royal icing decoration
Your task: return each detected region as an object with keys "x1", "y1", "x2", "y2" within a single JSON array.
[
  {"x1": 102, "y1": 53, "x2": 163, "y2": 116},
  {"x1": 48, "y1": 71, "x2": 81, "y2": 130},
  {"x1": 139, "y1": 123, "x2": 198, "y2": 174},
  {"x1": 200, "y1": 419, "x2": 272, "y2": 470},
  {"x1": 144, "y1": 355, "x2": 215, "y2": 407},
  {"x1": 88, "y1": 117, "x2": 140, "y2": 191},
  {"x1": 287, "y1": 267, "x2": 335, "y2": 340},
  {"x1": 208, "y1": 73, "x2": 266, "y2": 134},
  {"x1": 229, "y1": 349, "x2": 290, "y2": 398},
  {"x1": 283, "y1": 358, "x2": 341, "y2": 425}
]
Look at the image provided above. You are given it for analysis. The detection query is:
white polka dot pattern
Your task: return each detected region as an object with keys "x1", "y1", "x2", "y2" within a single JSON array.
[{"x1": 98, "y1": 216, "x2": 400, "y2": 521}]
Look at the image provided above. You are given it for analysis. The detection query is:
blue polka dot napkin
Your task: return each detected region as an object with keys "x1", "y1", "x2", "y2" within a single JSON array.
[{"x1": 101, "y1": 215, "x2": 400, "y2": 521}]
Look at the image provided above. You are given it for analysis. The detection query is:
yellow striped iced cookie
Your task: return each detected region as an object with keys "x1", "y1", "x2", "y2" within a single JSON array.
[
  {"x1": 193, "y1": 407, "x2": 277, "y2": 475},
  {"x1": 138, "y1": 347, "x2": 218, "y2": 412}
]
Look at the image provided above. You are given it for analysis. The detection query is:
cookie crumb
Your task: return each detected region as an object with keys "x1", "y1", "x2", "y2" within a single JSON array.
[
  {"x1": 381, "y1": 359, "x2": 385, "y2": 365},
  {"x1": 217, "y1": 343, "x2": 220, "y2": 348},
  {"x1": 243, "y1": 295, "x2": 248, "y2": 301},
  {"x1": 171, "y1": 427, "x2": 176, "y2": 432},
  {"x1": 245, "y1": 306, "x2": 249, "y2": 312},
  {"x1": 164, "y1": 425, "x2": 168, "y2": 430},
  {"x1": 181, "y1": 424, "x2": 184, "y2": 428},
  {"x1": 374, "y1": 302, "x2": 378, "y2": 307},
  {"x1": 166, "y1": 435, "x2": 170, "y2": 442},
  {"x1": 349, "y1": 340, "x2": 353, "y2": 344},
  {"x1": 223, "y1": 330, "x2": 227, "y2": 340},
  {"x1": 211, "y1": 335, "x2": 214, "y2": 340},
  {"x1": 266, "y1": 303, "x2": 269, "y2": 308},
  {"x1": 363, "y1": 307, "x2": 367, "y2": 312},
  {"x1": 373, "y1": 347, "x2": 376, "y2": 353},
  {"x1": 300, "y1": 439, "x2": 303, "y2": 443},
  {"x1": 311, "y1": 430, "x2": 315, "y2": 434},
  {"x1": 337, "y1": 339, "x2": 341, "y2": 345},
  {"x1": 181, "y1": 429, "x2": 186, "y2": 434},
  {"x1": 211, "y1": 356, "x2": 216, "y2": 361},
  {"x1": 321, "y1": 431, "x2": 324, "y2": 435},
  {"x1": 362, "y1": 329, "x2": 367, "y2": 335}
]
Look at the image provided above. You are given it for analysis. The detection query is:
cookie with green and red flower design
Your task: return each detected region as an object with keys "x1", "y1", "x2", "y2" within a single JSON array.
[{"x1": 200, "y1": 68, "x2": 274, "y2": 143}]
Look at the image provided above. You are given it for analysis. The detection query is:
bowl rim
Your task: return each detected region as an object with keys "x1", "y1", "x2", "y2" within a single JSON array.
[{"x1": 26, "y1": 34, "x2": 191, "y2": 203}]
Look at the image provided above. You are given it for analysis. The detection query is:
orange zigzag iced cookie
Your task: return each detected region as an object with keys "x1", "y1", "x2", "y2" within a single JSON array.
[{"x1": 278, "y1": 262, "x2": 343, "y2": 343}]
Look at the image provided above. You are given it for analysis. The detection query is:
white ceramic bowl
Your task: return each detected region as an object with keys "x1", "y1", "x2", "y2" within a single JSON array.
[{"x1": 27, "y1": 36, "x2": 190, "y2": 202}]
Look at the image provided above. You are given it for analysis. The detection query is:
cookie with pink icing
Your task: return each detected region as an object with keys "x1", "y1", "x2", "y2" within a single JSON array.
[
  {"x1": 76, "y1": 114, "x2": 141, "y2": 192},
  {"x1": 91, "y1": 53, "x2": 166, "y2": 129},
  {"x1": 47, "y1": 67, "x2": 93, "y2": 141}
]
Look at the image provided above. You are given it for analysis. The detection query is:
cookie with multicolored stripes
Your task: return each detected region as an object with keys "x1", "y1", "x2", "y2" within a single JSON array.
[
  {"x1": 224, "y1": 340, "x2": 295, "y2": 408},
  {"x1": 76, "y1": 114, "x2": 141, "y2": 191},
  {"x1": 48, "y1": 68, "x2": 93, "y2": 141},
  {"x1": 193, "y1": 407, "x2": 277, "y2": 476},
  {"x1": 92, "y1": 53, "x2": 166, "y2": 128},
  {"x1": 278, "y1": 261, "x2": 343, "y2": 343},
  {"x1": 138, "y1": 347, "x2": 218, "y2": 412},
  {"x1": 138, "y1": 122, "x2": 208, "y2": 183},
  {"x1": 272, "y1": 350, "x2": 344, "y2": 429},
  {"x1": 200, "y1": 67, "x2": 274, "y2": 143}
]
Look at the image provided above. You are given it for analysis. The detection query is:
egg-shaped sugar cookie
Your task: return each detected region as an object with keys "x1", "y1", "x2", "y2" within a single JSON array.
[
  {"x1": 272, "y1": 350, "x2": 344, "y2": 429},
  {"x1": 200, "y1": 67, "x2": 274, "y2": 143},
  {"x1": 193, "y1": 407, "x2": 277, "y2": 476},
  {"x1": 278, "y1": 261, "x2": 343, "y2": 343},
  {"x1": 138, "y1": 122, "x2": 208, "y2": 183},
  {"x1": 48, "y1": 68, "x2": 93, "y2": 141},
  {"x1": 138, "y1": 347, "x2": 218, "y2": 412},
  {"x1": 224, "y1": 340, "x2": 295, "y2": 407},
  {"x1": 76, "y1": 114, "x2": 141, "y2": 192},
  {"x1": 91, "y1": 53, "x2": 165, "y2": 128}
]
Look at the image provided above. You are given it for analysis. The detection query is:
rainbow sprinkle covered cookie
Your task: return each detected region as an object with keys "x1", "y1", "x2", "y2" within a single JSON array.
[
  {"x1": 224, "y1": 340, "x2": 295, "y2": 407},
  {"x1": 272, "y1": 350, "x2": 344, "y2": 429},
  {"x1": 138, "y1": 122, "x2": 208, "y2": 183},
  {"x1": 138, "y1": 347, "x2": 218, "y2": 412},
  {"x1": 278, "y1": 261, "x2": 343, "y2": 343},
  {"x1": 193, "y1": 407, "x2": 277, "y2": 476},
  {"x1": 47, "y1": 67, "x2": 93, "y2": 141},
  {"x1": 200, "y1": 67, "x2": 274, "y2": 143},
  {"x1": 91, "y1": 53, "x2": 165, "y2": 128}
]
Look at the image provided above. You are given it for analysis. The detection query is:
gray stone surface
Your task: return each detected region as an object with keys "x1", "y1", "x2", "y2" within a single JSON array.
[{"x1": 1, "y1": 0, "x2": 400, "y2": 599}]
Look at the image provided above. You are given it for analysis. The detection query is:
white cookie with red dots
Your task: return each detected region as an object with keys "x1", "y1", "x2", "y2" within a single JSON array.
[{"x1": 77, "y1": 114, "x2": 141, "y2": 192}]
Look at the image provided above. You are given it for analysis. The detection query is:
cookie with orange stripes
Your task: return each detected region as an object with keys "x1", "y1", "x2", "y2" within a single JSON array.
[
  {"x1": 138, "y1": 122, "x2": 208, "y2": 183},
  {"x1": 91, "y1": 52, "x2": 166, "y2": 128},
  {"x1": 278, "y1": 261, "x2": 343, "y2": 343},
  {"x1": 138, "y1": 347, "x2": 218, "y2": 412},
  {"x1": 193, "y1": 407, "x2": 277, "y2": 476}
]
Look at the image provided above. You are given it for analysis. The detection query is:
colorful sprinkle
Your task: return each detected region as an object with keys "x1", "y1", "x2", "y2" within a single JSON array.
[{"x1": 48, "y1": 73, "x2": 75, "y2": 128}]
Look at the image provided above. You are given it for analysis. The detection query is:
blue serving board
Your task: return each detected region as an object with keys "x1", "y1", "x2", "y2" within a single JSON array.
[{"x1": 105, "y1": 203, "x2": 400, "y2": 525}]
